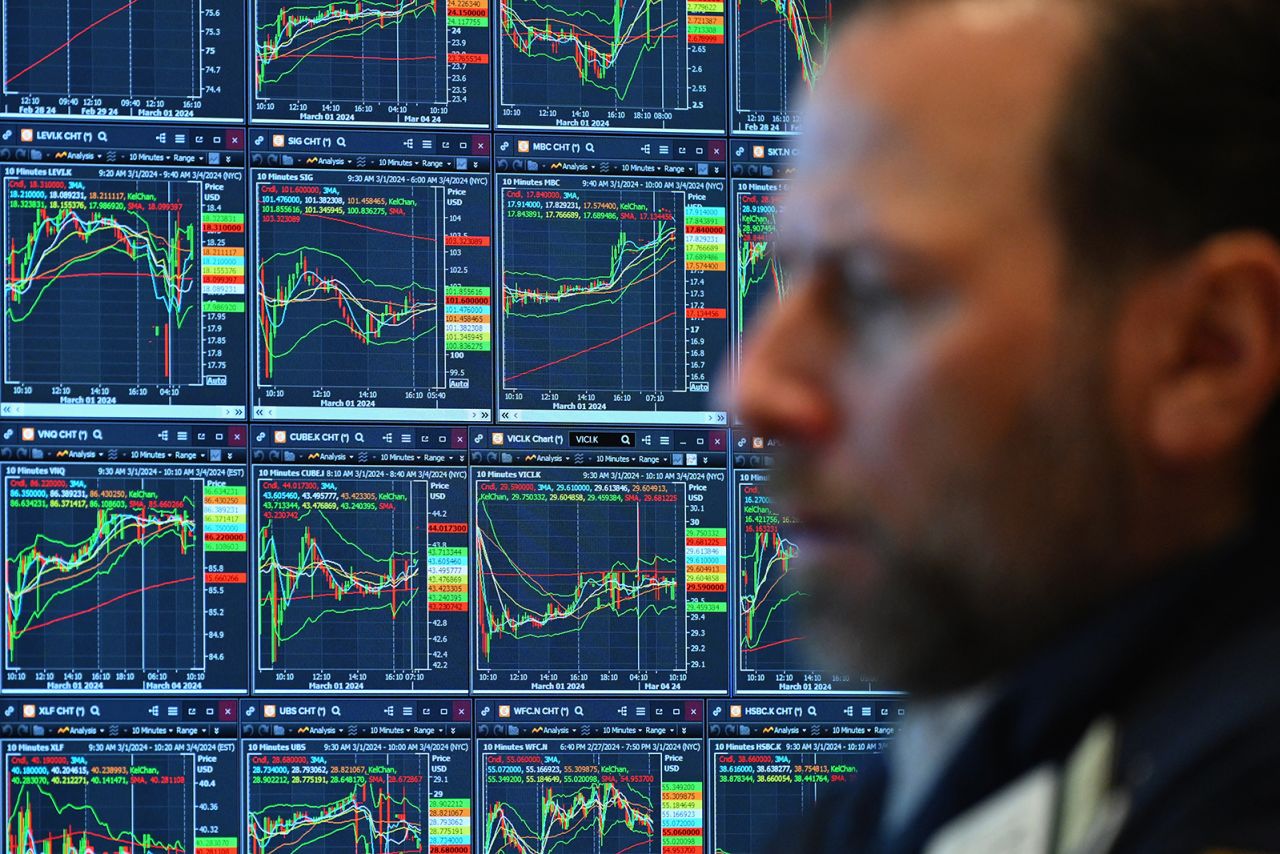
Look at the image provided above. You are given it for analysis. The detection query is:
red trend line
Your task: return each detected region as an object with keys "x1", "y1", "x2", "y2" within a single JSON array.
[
  {"x1": 276, "y1": 52, "x2": 439, "y2": 62},
  {"x1": 737, "y1": 16, "x2": 787, "y2": 38},
  {"x1": 738, "y1": 12, "x2": 830, "y2": 39},
  {"x1": 5, "y1": 0, "x2": 144, "y2": 86},
  {"x1": 26, "y1": 272, "x2": 159, "y2": 281},
  {"x1": 744, "y1": 634, "x2": 806, "y2": 653},
  {"x1": 21, "y1": 576, "x2": 195, "y2": 633},
  {"x1": 302, "y1": 213, "x2": 438, "y2": 242},
  {"x1": 504, "y1": 311, "x2": 677, "y2": 383}
]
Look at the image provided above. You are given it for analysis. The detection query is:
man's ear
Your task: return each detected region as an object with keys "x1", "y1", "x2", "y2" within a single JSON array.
[{"x1": 1146, "y1": 232, "x2": 1280, "y2": 465}]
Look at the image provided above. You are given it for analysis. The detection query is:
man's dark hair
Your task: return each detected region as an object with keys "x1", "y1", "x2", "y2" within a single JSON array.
[
  {"x1": 850, "y1": 0, "x2": 1280, "y2": 513},
  {"x1": 1049, "y1": 0, "x2": 1280, "y2": 513}
]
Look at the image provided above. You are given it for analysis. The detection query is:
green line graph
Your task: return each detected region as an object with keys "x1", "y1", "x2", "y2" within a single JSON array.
[
  {"x1": 248, "y1": 784, "x2": 422, "y2": 854},
  {"x1": 475, "y1": 499, "x2": 679, "y2": 659},
  {"x1": 257, "y1": 246, "x2": 439, "y2": 379},
  {"x1": 7, "y1": 766, "x2": 191, "y2": 854},
  {"x1": 257, "y1": 506, "x2": 421, "y2": 664},
  {"x1": 500, "y1": 0, "x2": 680, "y2": 102},
  {"x1": 484, "y1": 782, "x2": 655, "y2": 854},
  {"x1": 5, "y1": 207, "x2": 197, "y2": 326},
  {"x1": 502, "y1": 220, "x2": 677, "y2": 317},
  {"x1": 6, "y1": 500, "x2": 197, "y2": 667},
  {"x1": 255, "y1": 0, "x2": 441, "y2": 93}
]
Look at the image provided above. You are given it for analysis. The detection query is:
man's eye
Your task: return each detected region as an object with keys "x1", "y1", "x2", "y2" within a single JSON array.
[
  {"x1": 844, "y1": 281, "x2": 902, "y2": 314},
  {"x1": 838, "y1": 268, "x2": 905, "y2": 321}
]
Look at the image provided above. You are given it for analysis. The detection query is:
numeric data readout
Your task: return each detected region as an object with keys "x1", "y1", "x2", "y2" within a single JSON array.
[
  {"x1": 6, "y1": 739, "x2": 240, "y2": 854},
  {"x1": 496, "y1": 135, "x2": 730, "y2": 426},
  {"x1": 471, "y1": 428, "x2": 730, "y2": 694},
  {"x1": 708, "y1": 700, "x2": 903, "y2": 854},
  {"x1": 730, "y1": 0, "x2": 831, "y2": 134},
  {"x1": 1, "y1": 126, "x2": 248, "y2": 419},
  {"x1": 251, "y1": 129, "x2": 494, "y2": 422},
  {"x1": 252, "y1": 0, "x2": 491, "y2": 128},
  {"x1": 246, "y1": 740, "x2": 473, "y2": 854},
  {"x1": 251, "y1": 426, "x2": 473, "y2": 693},
  {"x1": 495, "y1": 0, "x2": 726, "y2": 132},
  {"x1": 2, "y1": 423, "x2": 250, "y2": 694},
  {"x1": 1, "y1": 1, "x2": 245, "y2": 122}
]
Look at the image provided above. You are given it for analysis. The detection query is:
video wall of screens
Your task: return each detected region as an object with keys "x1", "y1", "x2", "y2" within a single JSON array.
[{"x1": 0, "y1": 9, "x2": 907, "y2": 851}]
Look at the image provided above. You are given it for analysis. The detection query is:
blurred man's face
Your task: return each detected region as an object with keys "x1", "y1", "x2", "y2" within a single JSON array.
[{"x1": 734, "y1": 2, "x2": 1128, "y2": 694}]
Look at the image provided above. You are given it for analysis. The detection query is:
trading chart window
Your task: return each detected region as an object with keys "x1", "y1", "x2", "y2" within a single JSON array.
[
  {"x1": 3, "y1": 699, "x2": 241, "y2": 854},
  {"x1": 250, "y1": 128, "x2": 494, "y2": 422},
  {"x1": 708, "y1": 699, "x2": 904, "y2": 854},
  {"x1": 249, "y1": 425, "x2": 473, "y2": 694},
  {"x1": 1, "y1": 423, "x2": 250, "y2": 694},
  {"x1": 1, "y1": 123, "x2": 249, "y2": 419},
  {"x1": 495, "y1": 0, "x2": 727, "y2": 133},
  {"x1": 730, "y1": 0, "x2": 831, "y2": 134},
  {"x1": 251, "y1": 0, "x2": 492, "y2": 128},
  {"x1": 471, "y1": 428, "x2": 730, "y2": 694},
  {"x1": 477, "y1": 699, "x2": 705, "y2": 854},
  {"x1": 733, "y1": 432, "x2": 882, "y2": 694},
  {"x1": 495, "y1": 134, "x2": 731, "y2": 426},
  {"x1": 0, "y1": 6, "x2": 918, "y2": 849},
  {"x1": 1, "y1": 1, "x2": 246, "y2": 123},
  {"x1": 241, "y1": 699, "x2": 474, "y2": 854}
]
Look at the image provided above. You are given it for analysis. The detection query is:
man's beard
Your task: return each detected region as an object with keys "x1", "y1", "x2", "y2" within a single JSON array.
[{"x1": 789, "y1": 335, "x2": 1129, "y2": 697}]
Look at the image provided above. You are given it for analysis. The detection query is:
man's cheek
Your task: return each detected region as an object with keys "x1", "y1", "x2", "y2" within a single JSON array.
[{"x1": 849, "y1": 354, "x2": 954, "y2": 519}]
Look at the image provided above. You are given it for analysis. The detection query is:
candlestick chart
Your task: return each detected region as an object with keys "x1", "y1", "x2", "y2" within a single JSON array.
[
  {"x1": 501, "y1": 188, "x2": 682, "y2": 393},
  {"x1": 481, "y1": 747, "x2": 702, "y2": 854},
  {"x1": 475, "y1": 478, "x2": 683, "y2": 678},
  {"x1": 472, "y1": 469, "x2": 728, "y2": 692},
  {"x1": 246, "y1": 747, "x2": 472, "y2": 854},
  {"x1": 4, "y1": 476, "x2": 199, "y2": 672},
  {"x1": 2, "y1": 467, "x2": 248, "y2": 691},
  {"x1": 4, "y1": 176, "x2": 201, "y2": 387},
  {"x1": 253, "y1": 0, "x2": 490, "y2": 126},
  {"x1": 255, "y1": 469, "x2": 471, "y2": 692},
  {"x1": 253, "y1": 177, "x2": 492, "y2": 419},
  {"x1": 496, "y1": 0, "x2": 725, "y2": 131},
  {"x1": 497, "y1": 183, "x2": 728, "y2": 421},
  {"x1": 5, "y1": 749, "x2": 195, "y2": 854},
  {"x1": 731, "y1": 0, "x2": 831, "y2": 132}
]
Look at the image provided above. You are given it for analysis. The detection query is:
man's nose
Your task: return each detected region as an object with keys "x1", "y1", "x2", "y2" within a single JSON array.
[{"x1": 733, "y1": 280, "x2": 841, "y2": 443}]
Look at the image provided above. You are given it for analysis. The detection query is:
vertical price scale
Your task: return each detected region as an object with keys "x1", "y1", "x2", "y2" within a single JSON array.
[
  {"x1": 428, "y1": 795, "x2": 473, "y2": 853},
  {"x1": 662, "y1": 780, "x2": 704, "y2": 852}
]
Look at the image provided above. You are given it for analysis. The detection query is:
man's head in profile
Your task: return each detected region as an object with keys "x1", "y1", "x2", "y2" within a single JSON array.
[{"x1": 736, "y1": 0, "x2": 1280, "y2": 697}]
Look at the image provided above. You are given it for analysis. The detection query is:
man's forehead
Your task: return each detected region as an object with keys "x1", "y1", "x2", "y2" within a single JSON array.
[{"x1": 779, "y1": 0, "x2": 1089, "y2": 253}]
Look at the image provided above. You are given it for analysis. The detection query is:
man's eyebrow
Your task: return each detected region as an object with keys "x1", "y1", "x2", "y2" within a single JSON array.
[{"x1": 773, "y1": 233, "x2": 939, "y2": 270}]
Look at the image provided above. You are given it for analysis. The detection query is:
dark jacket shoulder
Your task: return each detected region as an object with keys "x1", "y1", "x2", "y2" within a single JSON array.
[{"x1": 796, "y1": 527, "x2": 1280, "y2": 853}]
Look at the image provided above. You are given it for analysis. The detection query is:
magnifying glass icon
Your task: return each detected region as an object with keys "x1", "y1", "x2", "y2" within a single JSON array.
[
  {"x1": 585, "y1": 142, "x2": 595, "y2": 154},
  {"x1": 620, "y1": 435, "x2": 632, "y2": 446},
  {"x1": 96, "y1": 131, "x2": 108, "y2": 143},
  {"x1": 355, "y1": 432, "x2": 365, "y2": 442}
]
